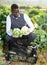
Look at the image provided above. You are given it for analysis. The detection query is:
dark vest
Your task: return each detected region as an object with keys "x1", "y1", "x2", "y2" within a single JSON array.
[{"x1": 10, "y1": 13, "x2": 28, "y2": 29}]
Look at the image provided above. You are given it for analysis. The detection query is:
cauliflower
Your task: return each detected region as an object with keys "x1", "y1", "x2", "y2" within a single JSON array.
[
  {"x1": 21, "y1": 26, "x2": 30, "y2": 35},
  {"x1": 11, "y1": 28, "x2": 22, "y2": 38}
]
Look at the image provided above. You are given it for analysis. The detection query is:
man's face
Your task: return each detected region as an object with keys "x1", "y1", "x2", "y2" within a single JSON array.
[{"x1": 11, "y1": 8, "x2": 19, "y2": 17}]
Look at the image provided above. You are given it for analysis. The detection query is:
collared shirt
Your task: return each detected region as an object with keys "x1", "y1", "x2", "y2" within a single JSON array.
[{"x1": 6, "y1": 13, "x2": 35, "y2": 36}]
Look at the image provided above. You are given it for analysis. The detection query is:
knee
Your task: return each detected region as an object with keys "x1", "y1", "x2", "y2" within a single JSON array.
[{"x1": 29, "y1": 32, "x2": 36, "y2": 40}]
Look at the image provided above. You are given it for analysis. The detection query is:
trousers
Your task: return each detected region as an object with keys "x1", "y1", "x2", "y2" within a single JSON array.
[{"x1": 5, "y1": 32, "x2": 36, "y2": 50}]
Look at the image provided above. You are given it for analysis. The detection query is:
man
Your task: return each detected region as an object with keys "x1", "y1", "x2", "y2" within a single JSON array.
[{"x1": 6, "y1": 4, "x2": 36, "y2": 50}]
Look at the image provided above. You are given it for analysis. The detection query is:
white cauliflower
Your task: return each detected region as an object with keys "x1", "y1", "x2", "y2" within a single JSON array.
[
  {"x1": 11, "y1": 28, "x2": 22, "y2": 38},
  {"x1": 21, "y1": 26, "x2": 30, "y2": 35}
]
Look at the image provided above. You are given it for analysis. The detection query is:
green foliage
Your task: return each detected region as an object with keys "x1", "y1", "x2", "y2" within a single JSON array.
[
  {"x1": 41, "y1": 24, "x2": 47, "y2": 32},
  {"x1": 34, "y1": 29, "x2": 47, "y2": 51},
  {"x1": 0, "y1": 4, "x2": 10, "y2": 38},
  {"x1": 0, "y1": 50, "x2": 3, "y2": 56},
  {"x1": 0, "y1": 5, "x2": 10, "y2": 21},
  {"x1": 31, "y1": 13, "x2": 47, "y2": 26},
  {"x1": 28, "y1": 9, "x2": 41, "y2": 17},
  {"x1": 23, "y1": 8, "x2": 47, "y2": 51},
  {"x1": 0, "y1": 50, "x2": 4, "y2": 65},
  {"x1": 0, "y1": 61, "x2": 4, "y2": 65},
  {"x1": 33, "y1": 6, "x2": 42, "y2": 9},
  {"x1": 20, "y1": 6, "x2": 30, "y2": 9},
  {"x1": 0, "y1": 40, "x2": 3, "y2": 48}
]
